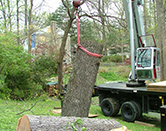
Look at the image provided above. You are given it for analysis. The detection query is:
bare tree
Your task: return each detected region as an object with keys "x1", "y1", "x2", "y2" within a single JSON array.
[
  {"x1": 28, "y1": 0, "x2": 33, "y2": 51},
  {"x1": 16, "y1": 0, "x2": 20, "y2": 44},
  {"x1": 101, "y1": 0, "x2": 107, "y2": 55},
  {"x1": 156, "y1": 0, "x2": 166, "y2": 80},
  {"x1": 0, "y1": 0, "x2": 7, "y2": 30},
  {"x1": 79, "y1": 0, "x2": 127, "y2": 55},
  {"x1": 57, "y1": 0, "x2": 86, "y2": 95},
  {"x1": 7, "y1": 0, "x2": 12, "y2": 31},
  {"x1": 143, "y1": 0, "x2": 148, "y2": 33},
  {"x1": 25, "y1": 0, "x2": 28, "y2": 35}
]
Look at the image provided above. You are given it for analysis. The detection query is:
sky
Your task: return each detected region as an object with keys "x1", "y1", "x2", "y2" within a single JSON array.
[
  {"x1": 42, "y1": 0, "x2": 87, "y2": 13},
  {"x1": 34, "y1": 0, "x2": 62, "y2": 13},
  {"x1": 46, "y1": 0, "x2": 62, "y2": 12}
]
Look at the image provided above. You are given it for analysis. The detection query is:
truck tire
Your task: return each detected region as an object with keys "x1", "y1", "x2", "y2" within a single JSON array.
[
  {"x1": 112, "y1": 98, "x2": 120, "y2": 116},
  {"x1": 101, "y1": 98, "x2": 120, "y2": 116},
  {"x1": 99, "y1": 94, "x2": 106, "y2": 106},
  {"x1": 101, "y1": 98, "x2": 115, "y2": 116},
  {"x1": 121, "y1": 101, "x2": 137, "y2": 122},
  {"x1": 131, "y1": 101, "x2": 142, "y2": 119}
]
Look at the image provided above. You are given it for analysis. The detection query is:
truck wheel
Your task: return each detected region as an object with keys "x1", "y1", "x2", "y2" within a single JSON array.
[
  {"x1": 131, "y1": 101, "x2": 142, "y2": 119},
  {"x1": 101, "y1": 98, "x2": 115, "y2": 116},
  {"x1": 121, "y1": 101, "x2": 137, "y2": 122},
  {"x1": 112, "y1": 98, "x2": 120, "y2": 116},
  {"x1": 99, "y1": 94, "x2": 106, "y2": 106}
]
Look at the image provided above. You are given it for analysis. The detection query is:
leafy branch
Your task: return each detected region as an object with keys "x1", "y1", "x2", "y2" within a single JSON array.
[{"x1": 66, "y1": 119, "x2": 87, "y2": 131}]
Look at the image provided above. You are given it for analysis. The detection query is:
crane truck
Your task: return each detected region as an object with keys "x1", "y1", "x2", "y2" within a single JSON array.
[{"x1": 95, "y1": 0, "x2": 164, "y2": 122}]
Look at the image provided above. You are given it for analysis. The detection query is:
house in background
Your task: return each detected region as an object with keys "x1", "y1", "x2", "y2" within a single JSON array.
[{"x1": 23, "y1": 23, "x2": 71, "y2": 64}]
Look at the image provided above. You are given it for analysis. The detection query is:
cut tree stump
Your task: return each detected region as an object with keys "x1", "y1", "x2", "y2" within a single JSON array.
[
  {"x1": 16, "y1": 115, "x2": 122, "y2": 131},
  {"x1": 62, "y1": 40, "x2": 103, "y2": 117}
]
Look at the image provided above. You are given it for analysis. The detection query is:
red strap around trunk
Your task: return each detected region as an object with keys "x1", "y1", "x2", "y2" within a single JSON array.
[{"x1": 76, "y1": 10, "x2": 102, "y2": 58}]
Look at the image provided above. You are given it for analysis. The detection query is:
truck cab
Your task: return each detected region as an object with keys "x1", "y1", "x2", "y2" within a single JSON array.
[{"x1": 136, "y1": 34, "x2": 160, "y2": 81}]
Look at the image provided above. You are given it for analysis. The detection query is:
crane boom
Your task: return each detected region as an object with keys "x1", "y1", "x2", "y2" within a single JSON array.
[
  {"x1": 123, "y1": 0, "x2": 160, "y2": 86},
  {"x1": 123, "y1": 0, "x2": 145, "y2": 81}
]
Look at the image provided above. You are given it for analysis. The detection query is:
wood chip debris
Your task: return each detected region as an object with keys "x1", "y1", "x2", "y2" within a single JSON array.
[
  {"x1": 110, "y1": 126, "x2": 131, "y2": 131},
  {"x1": 50, "y1": 109, "x2": 98, "y2": 118}
]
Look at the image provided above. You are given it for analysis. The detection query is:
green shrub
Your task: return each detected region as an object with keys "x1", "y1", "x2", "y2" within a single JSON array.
[
  {"x1": 111, "y1": 55, "x2": 122, "y2": 62},
  {"x1": 30, "y1": 55, "x2": 58, "y2": 89},
  {"x1": 4, "y1": 54, "x2": 58, "y2": 100},
  {"x1": 4, "y1": 70, "x2": 34, "y2": 100},
  {"x1": 101, "y1": 56, "x2": 110, "y2": 62},
  {"x1": 0, "y1": 32, "x2": 58, "y2": 100},
  {"x1": 101, "y1": 55, "x2": 122, "y2": 63},
  {"x1": 0, "y1": 86, "x2": 12, "y2": 99}
]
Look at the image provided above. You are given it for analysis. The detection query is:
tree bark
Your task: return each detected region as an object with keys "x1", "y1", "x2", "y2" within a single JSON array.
[
  {"x1": 25, "y1": 0, "x2": 28, "y2": 35},
  {"x1": 51, "y1": 21, "x2": 57, "y2": 46},
  {"x1": 156, "y1": 0, "x2": 166, "y2": 80},
  {"x1": 16, "y1": 115, "x2": 121, "y2": 131},
  {"x1": 62, "y1": 40, "x2": 103, "y2": 117},
  {"x1": 143, "y1": 0, "x2": 148, "y2": 34},
  {"x1": 152, "y1": 0, "x2": 157, "y2": 36},
  {"x1": 7, "y1": 0, "x2": 12, "y2": 31},
  {"x1": 101, "y1": 0, "x2": 107, "y2": 56},
  {"x1": 57, "y1": 0, "x2": 87, "y2": 96},
  {"x1": 57, "y1": 7, "x2": 75, "y2": 95},
  {"x1": 28, "y1": 0, "x2": 33, "y2": 51},
  {"x1": 16, "y1": 0, "x2": 20, "y2": 44}
]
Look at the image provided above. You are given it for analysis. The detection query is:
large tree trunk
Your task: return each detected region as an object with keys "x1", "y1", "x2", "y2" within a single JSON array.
[
  {"x1": 16, "y1": 115, "x2": 121, "y2": 131},
  {"x1": 156, "y1": 0, "x2": 166, "y2": 81},
  {"x1": 62, "y1": 41, "x2": 103, "y2": 117}
]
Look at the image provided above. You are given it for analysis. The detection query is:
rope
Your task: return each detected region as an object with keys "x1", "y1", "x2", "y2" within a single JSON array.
[{"x1": 76, "y1": 9, "x2": 103, "y2": 58}]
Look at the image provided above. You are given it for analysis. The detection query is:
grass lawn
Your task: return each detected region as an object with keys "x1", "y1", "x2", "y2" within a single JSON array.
[
  {"x1": 0, "y1": 96, "x2": 161, "y2": 131},
  {"x1": 0, "y1": 96, "x2": 61, "y2": 131},
  {"x1": 0, "y1": 65, "x2": 161, "y2": 130}
]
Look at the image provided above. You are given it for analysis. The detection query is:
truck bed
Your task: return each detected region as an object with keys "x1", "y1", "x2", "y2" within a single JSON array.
[
  {"x1": 96, "y1": 82, "x2": 166, "y2": 95},
  {"x1": 96, "y1": 81, "x2": 166, "y2": 114}
]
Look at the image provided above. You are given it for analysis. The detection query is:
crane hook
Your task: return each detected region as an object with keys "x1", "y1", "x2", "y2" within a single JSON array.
[{"x1": 73, "y1": 0, "x2": 81, "y2": 8}]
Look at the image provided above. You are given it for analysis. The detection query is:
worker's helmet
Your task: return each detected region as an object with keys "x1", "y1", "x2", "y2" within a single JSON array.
[{"x1": 73, "y1": 0, "x2": 81, "y2": 8}]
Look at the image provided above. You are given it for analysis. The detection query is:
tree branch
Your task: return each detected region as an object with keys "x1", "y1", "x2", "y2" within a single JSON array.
[
  {"x1": 61, "y1": 0, "x2": 67, "y2": 8},
  {"x1": 16, "y1": 101, "x2": 38, "y2": 115},
  {"x1": 81, "y1": 0, "x2": 86, "y2": 5},
  {"x1": 61, "y1": 0, "x2": 71, "y2": 18}
]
